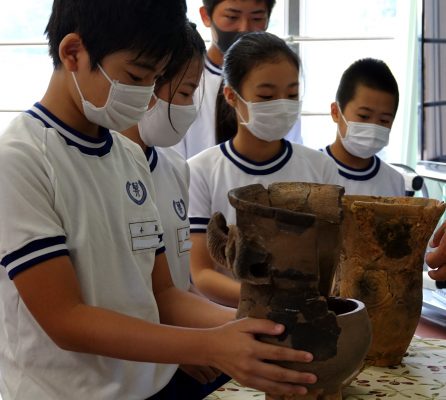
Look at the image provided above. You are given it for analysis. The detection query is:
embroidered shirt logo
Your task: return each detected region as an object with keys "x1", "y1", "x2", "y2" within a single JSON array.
[
  {"x1": 126, "y1": 180, "x2": 147, "y2": 205},
  {"x1": 173, "y1": 199, "x2": 187, "y2": 221}
]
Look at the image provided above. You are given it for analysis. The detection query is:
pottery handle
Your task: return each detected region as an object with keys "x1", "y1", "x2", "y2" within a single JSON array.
[{"x1": 207, "y1": 212, "x2": 233, "y2": 270}]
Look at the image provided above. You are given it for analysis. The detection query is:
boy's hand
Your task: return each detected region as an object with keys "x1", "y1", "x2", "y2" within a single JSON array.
[
  {"x1": 426, "y1": 221, "x2": 446, "y2": 281},
  {"x1": 179, "y1": 365, "x2": 222, "y2": 384},
  {"x1": 205, "y1": 318, "x2": 317, "y2": 396}
]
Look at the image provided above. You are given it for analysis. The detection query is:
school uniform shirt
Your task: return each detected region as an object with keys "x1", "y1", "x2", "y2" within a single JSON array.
[
  {"x1": 188, "y1": 139, "x2": 341, "y2": 233},
  {"x1": 146, "y1": 146, "x2": 192, "y2": 290},
  {"x1": 173, "y1": 56, "x2": 303, "y2": 160},
  {"x1": 322, "y1": 145, "x2": 405, "y2": 196},
  {"x1": 0, "y1": 103, "x2": 177, "y2": 400}
]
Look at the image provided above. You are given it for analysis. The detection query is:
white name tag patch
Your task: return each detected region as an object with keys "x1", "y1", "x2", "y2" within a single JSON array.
[
  {"x1": 177, "y1": 226, "x2": 192, "y2": 255},
  {"x1": 129, "y1": 220, "x2": 161, "y2": 251}
]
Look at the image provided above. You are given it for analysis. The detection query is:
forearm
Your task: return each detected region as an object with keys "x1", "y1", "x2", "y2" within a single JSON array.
[
  {"x1": 193, "y1": 269, "x2": 240, "y2": 308},
  {"x1": 53, "y1": 302, "x2": 216, "y2": 365},
  {"x1": 156, "y1": 285, "x2": 236, "y2": 328}
]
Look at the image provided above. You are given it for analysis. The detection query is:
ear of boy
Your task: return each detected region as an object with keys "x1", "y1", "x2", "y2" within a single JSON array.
[
  {"x1": 199, "y1": 6, "x2": 212, "y2": 28},
  {"x1": 330, "y1": 101, "x2": 340, "y2": 124},
  {"x1": 59, "y1": 33, "x2": 85, "y2": 73},
  {"x1": 45, "y1": 33, "x2": 105, "y2": 136}
]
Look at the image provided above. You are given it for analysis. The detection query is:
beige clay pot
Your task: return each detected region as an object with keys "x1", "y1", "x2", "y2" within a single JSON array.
[
  {"x1": 207, "y1": 183, "x2": 372, "y2": 399},
  {"x1": 338, "y1": 195, "x2": 446, "y2": 367}
]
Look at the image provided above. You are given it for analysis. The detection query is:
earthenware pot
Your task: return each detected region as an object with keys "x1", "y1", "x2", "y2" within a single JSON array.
[
  {"x1": 338, "y1": 195, "x2": 445, "y2": 367},
  {"x1": 207, "y1": 183, "x2": 371, "y2": 399}
]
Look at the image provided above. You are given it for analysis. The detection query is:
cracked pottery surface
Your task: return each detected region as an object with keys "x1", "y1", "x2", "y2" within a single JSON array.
[
  {"x1": 338, "y1": 195, "x2": 446, "y2": 367},
  {"x1": 207, "y1": 182, "x2": 372, "y2": 400}
]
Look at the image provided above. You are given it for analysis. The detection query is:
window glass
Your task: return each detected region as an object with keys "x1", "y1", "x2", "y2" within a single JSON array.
[
  {"x1": 0, "y1": 0, "x2": 52, "y2": 41},
  {"x1": 300, "y1": 0, "x2": 398, "y2": 37},
  {"x1": 0, "y1": 47, "x2": 53, "y2": 110},
  {"x1": 0, "y1": 1, "x2": 53, "y2": 133}
]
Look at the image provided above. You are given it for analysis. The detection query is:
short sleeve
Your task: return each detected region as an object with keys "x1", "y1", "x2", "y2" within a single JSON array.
[
  {"x1": 187, "y1": 155, "x2": 212, "y2": 233},
  {"x1": 0, "y1": 135, "x2": 68, "y2": 279}
]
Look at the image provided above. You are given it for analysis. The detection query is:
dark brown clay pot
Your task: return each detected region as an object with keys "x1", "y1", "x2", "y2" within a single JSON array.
[
  {"x1": 261, "y1": 297, "x2": 370, "y2": 400},
  {"x1": 207, "y1": 183, "x2": 371, "y2": 399},
  {"x1": 338, "y1": 195, "x2": 446, "y2": 367}
]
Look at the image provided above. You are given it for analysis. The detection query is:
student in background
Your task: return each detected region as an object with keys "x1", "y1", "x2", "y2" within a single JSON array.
[
  {"x1": 174, "y1": 0, "x2": 302, "y2": 159},
  {"x1": 123, "y1": 23, "x2": 228, "y2": 392},
  {"x1": 0, "y1": 1, "x2": 317, "y2": 399},
  {"x1": 188, "y1": 32, "x2": 340, "y2": 308},
  {"x1": 322, "y1": 58, "x2": 405, "y2": 196},
  {"x1": 124, "y1": 22, "x2": 204, "y2": 293}
]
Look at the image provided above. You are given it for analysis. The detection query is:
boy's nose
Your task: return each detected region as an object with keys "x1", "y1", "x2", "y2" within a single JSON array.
[{"x1": 238, "y1": 17, "x2": 251, "y2": 32}]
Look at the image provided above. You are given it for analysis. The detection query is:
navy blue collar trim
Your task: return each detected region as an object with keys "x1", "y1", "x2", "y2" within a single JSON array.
[
  {"x1": 205, "y1": 56, "x2": 222, "y2": 77},
  {"x1": 145, "y1": 146, "x2": 158, "y2": 172},
  {"x1": 26, "y1": 103, "x2": 113, "y2": 157},
  {"x1": 220, "y1": 139, "x2": 293, "y2": 175},
  {"x1": 324, "y1": 145, "x2": 381, "y2": 181}
]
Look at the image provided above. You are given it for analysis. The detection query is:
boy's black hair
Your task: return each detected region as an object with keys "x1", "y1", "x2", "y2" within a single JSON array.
[
  {"x1": 336, "y1": 58, "x2": 399, "y2": 114},
  {"x1": 45, "y1": 0, "x2": 188, "y2": 69},
  {"x1": 203, "y1": 0, "x2": 276, "y2": 18},
  {"x1": 215, "y1": 31, "x2": 300, "y2": 143}
]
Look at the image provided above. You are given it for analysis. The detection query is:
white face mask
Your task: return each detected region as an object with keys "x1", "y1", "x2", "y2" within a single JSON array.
[
  {"x1": 138, "y1": 97, "x2": 197, "y2": 147},
  {"x1": 234, "y1": 91, "x2": 302, "y2": 142},
  {"x1": 338, "y1": 105, "x2": 390, "y2": 159},
  {"x1": 72, "y1": 64, "x2": 154, "y2": 132}
]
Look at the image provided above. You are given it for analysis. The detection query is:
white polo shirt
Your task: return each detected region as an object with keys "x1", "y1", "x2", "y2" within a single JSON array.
[
  {"x1": 0, "y1": 103, "x2": 177, "y2": 399},
  {"x1": 146, "y1": 146, "x2": 192, "y2": 290},
  {"x1": 188, "y1": 139, "x2": 341, "y2": 231},
  {"x1": 322, "y1": 145, "x2": 405, "y2": 196}
]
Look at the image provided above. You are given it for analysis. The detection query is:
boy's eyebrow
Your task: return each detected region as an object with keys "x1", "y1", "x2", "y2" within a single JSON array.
[
  {"x1": 224, "y1": 7, "x2": 267, "y2": 15},
  {"x1": 357, "y1": 106, "x2": 394, "y2": 116}
]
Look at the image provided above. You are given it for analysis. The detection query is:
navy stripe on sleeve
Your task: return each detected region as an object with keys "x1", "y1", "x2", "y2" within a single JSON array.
[
  {"x1": 190, "y1": 217, "x2": 210, "y2": 233},
  {"x1": 1, "y1": 236, "x2": 69, "y2": 280}
]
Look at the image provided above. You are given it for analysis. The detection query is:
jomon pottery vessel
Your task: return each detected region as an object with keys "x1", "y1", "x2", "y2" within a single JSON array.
[
  {"x1": 207, "y1": 182, "x2": 371, "y2": 400},
  {"x1": 338, "y1": 195, "x2": 445, "y2": 367}
]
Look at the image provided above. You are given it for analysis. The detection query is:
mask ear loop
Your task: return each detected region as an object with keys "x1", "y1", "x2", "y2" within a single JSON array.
[
  {"x1": 148, "y1": 94, "x2": 159, "y2": 110},
  {"x1": 336, "y1": 102, "x2": 349, "y2": 139},
  {"x1": 231, "y1": 88, "x2": 250, "y2": 125},
  {"x1": 97, "y1": 64, "x2": 116, "y2": 85},
  {"x1": 72, "y1": 64, "x2": 115, "y2": 109},
  {"x1": 71, "y1": 72, "x2": 86, "y2": 102}
]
